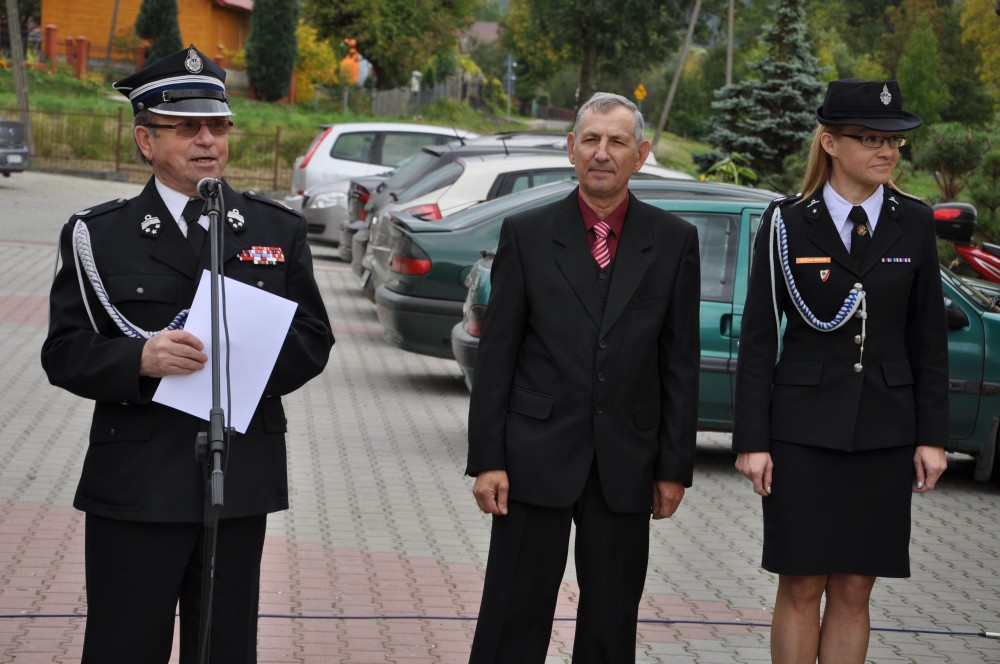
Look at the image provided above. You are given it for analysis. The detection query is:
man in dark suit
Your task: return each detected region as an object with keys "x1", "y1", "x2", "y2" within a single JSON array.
[
  {"x1": 40, "y1": 45, "x2": 334, "y2": 663},
  {"x1": 466, "y1": 92, "x2": 701, "y2": 663}
]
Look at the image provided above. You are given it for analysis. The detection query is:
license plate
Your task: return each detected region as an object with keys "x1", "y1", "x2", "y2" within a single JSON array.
[{"x1": 6, "y1": 155, "x2": 22, "y2": 163}]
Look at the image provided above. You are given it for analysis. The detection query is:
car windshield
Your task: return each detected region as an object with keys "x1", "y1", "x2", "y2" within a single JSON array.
[
  {"x1": 442, "y1": 181, "x2": 577, "y2": 230},
  {"x1": 385, "y1": 152, "x2": 439, "y2": 190},
  {"x1": 395, "y1": 162, "x2": 465, "y2": 203},
  {"x1": 940, "y1": 265, "x2": 1000, "y2": 312}
]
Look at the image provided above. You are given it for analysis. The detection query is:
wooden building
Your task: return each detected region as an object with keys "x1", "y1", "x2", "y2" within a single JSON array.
[{"x1": 40, "y1": 0, "x2": 252, "y2": 68}]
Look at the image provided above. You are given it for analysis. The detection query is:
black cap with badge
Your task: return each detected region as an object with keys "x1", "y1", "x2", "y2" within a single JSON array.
[
  {"x1": 815, "y1": 79, "x2": 922, "y2": 132},
  {"x1": 113, "y1": 44, "x2": 232, "y2": 118}
]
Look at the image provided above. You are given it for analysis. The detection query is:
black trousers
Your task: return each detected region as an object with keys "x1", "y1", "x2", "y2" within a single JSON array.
[
  {"x1": 81, "y1": 513, "x2": 267, "y2": 664},
  {"x1": 469, "y1": 463, "x2": 650, "y2": 664}
]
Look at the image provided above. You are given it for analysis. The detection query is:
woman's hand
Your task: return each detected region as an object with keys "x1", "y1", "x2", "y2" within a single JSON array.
[
  {"x1": 736, "y1": 451, "x2": 773, "y2": 497},
  {"x1": 913, "y1": 445, "x2": 947, "y2": 493}
]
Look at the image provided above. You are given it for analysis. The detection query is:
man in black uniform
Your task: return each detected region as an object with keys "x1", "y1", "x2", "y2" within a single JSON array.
[{"x1": 40, "y1": 45, "x2": 334, "y2": 663}]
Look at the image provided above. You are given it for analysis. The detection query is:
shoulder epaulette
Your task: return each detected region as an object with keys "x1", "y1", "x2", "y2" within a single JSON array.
[
  {"x1": 772, "y1": 192, "x2": 803, "y2": 206},
  {"x1": 70, "y1": 198, "x2": 129, "y2": 220},
  {"x1": 889, "y1": 188, "x2": 929, "y2": 207},
  {"x1": 242, "y1": 190, "x2": 301, "y2": 216}
]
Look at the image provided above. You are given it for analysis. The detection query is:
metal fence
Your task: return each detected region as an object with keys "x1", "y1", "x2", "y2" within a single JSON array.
[{"x1": 5, "y1": 107, "x2": 288, "y2": 194}]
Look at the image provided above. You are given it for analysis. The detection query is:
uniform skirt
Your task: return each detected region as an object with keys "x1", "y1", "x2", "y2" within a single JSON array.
[{"x1": 761, "y1": 441, "x2": 914, "y2": 578}]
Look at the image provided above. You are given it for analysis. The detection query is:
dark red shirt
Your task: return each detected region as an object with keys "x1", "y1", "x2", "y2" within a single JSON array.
[{"x1": 579, "y1": 191, "x2": 629, "y2": 262}]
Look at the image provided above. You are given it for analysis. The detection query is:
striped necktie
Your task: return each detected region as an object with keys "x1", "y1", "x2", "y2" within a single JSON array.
[{"x1": 592, "y1": 221, "x2": 611, "y2": 269}]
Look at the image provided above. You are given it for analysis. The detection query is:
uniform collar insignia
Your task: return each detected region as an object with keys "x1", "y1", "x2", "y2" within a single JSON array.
[
  {"x1": 140, "y1": 214, "x2": 161, "y2": 237},
  {"x1": 75, "y1": 209, "x2": 92, "y2": 217},
  {"x1": 226, "y1": 208, "x2": 246, "y2": 232}
]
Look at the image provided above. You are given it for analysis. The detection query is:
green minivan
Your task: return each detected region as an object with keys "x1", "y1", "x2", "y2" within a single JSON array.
[{"x1": 452, "y1": 189, "x2": 1000, "y2": 482}]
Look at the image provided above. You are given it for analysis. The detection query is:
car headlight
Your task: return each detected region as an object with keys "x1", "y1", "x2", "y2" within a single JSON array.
[{"x1": 308, "y1": 192, "x2": 347, "y2": 209}]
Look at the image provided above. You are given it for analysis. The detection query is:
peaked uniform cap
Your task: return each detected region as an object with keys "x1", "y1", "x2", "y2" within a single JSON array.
[
  {"x1": 815, "y1": 79, "x2": 922, "y2": 132},
  {"x1": 113, "y1": 45, "x2": 231, "y2": 117}
]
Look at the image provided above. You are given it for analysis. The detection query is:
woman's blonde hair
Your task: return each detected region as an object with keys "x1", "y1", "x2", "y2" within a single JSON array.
[{"x1": 797, "y1": 124, "x2": 909, "y2": 203}]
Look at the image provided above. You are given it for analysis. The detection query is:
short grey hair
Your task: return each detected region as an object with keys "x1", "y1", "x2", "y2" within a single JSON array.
[{"x1": 573, "y1": 92, "x2": 645, "y2": 145}]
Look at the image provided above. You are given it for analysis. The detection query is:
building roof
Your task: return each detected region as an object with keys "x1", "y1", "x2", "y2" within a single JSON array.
[{"x1": 216, "y1": 0, "x2": 253, "y2": 10}]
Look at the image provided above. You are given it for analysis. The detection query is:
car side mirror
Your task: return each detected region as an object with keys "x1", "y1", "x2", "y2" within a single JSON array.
[{"x1": 944, "y1": 297, "x2": 970, "y2": 329}]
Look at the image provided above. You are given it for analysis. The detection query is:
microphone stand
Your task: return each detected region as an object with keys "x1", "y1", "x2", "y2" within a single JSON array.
[{"x1": 194, "y1": 182, "x2": 227, "y2": 664}]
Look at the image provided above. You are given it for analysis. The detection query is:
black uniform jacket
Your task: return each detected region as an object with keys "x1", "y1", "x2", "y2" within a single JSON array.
[
  {"x1": 732, "y1": 187, "x2": 948, "y2": 454},
  {"x1": 466, "y1": 189, "x2": 701, "y2": 514},
  {"x1": 41, "y1": 178, "x2": 334, "y2": 522}
]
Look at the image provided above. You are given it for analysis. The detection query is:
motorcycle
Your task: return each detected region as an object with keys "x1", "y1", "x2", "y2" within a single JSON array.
[{"x1": 934, "y1": 202, "x2": 1000, "y2": 283}]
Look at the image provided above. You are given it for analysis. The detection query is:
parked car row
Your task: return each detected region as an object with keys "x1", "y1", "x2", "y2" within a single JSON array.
[{"x1": 289, "y1": 123, "x2": 1000, "y2": 482}]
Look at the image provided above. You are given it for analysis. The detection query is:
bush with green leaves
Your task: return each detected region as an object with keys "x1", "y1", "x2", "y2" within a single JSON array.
[
  {"x1": 912, "y1": 123, "x2": 988, "y2": 201},
  {"x1": 968, "y1": 148, "x2": 1000, "y2": 241}
]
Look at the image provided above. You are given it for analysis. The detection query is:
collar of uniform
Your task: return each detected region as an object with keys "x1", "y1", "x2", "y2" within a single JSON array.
[
  {"x1": 823, "y1": 181, "x2": 884, "y2": 237},
  {"x1": 577, "y1": 189, "x2": 629, "y2": 239},
  {"x1": 154, "y1": 177, "x2": 204, "y2": 233}
]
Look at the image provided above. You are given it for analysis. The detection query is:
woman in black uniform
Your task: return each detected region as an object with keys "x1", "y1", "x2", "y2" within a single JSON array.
[{"x1": 733, "y1": 79, "x2": 949, "y2": 663}]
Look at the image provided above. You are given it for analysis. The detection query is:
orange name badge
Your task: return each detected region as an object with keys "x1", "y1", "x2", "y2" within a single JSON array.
[{"x1": 795, "y1": 257, "x2": 831, "y2": 264}]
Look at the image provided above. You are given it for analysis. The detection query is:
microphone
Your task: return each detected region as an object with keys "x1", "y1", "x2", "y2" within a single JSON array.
[{"x1": 197, "y1": 178, "x2": 223, "y2": 200}]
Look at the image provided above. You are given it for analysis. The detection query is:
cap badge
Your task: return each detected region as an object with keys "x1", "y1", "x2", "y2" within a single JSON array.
[
  {"x1": 184, "y1": 47, "x2": 204, "y2": 74},
  {"x1": 880, "y1": 83, "x2": 892, "y2": 106},
  {"x1": 140, "y1": 214, "x2": 162, "y2": 237}
]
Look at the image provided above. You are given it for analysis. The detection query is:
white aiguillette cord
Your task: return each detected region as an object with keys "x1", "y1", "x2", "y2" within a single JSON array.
[
  {"x1": 72, "y1": 219, "x2": 189, "y2": 339},
  {"x1": 767, "y1": 206, "x2": 867, "y2": 371}
]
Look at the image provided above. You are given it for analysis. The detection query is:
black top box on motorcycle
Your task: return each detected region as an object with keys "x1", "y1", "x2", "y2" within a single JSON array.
[{"x1": 933, "y1": 202, "x2": 977, "y2": 242}]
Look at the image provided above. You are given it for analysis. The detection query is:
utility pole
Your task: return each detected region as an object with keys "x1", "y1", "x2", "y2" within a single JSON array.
[
  {"x1": 726, "y1": 0, "x2": 735, "y2": 85},
  {"x1": 106, "y1": 0, "x2": 121, "y2": 68},
  {"x1": 504, "y1": 53, "x2": 516, "y2": 121},
  {"x1": 651, "y1": 0, "x2": 701, "y2": 153},
  {"x1": 5, "y1": 0, "x2": 33, "y2": 155}
]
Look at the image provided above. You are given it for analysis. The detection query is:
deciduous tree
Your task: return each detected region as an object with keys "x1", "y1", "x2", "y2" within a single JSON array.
[
  {"x1": 896, "y1": 15, "x2": 949, "y2": 125},
  {"x1": 521, "y1": 0, "x2": 682, "y2": 110},
  {"x1": 305, "y1": 0, "x2": 475, "y2": 90}
]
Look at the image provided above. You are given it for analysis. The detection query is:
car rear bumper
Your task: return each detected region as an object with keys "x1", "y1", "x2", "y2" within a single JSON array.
[
  {"x1": 450, "y1": 322, "x2": 478, "y2": 391},
  {"x1": 375, "y1": 284, "x2": 463, "y2": 358}
]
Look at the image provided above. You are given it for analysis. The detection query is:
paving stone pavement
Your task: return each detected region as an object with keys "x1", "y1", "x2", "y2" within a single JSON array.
[{"x1": 1, "y1": 172, "x2": 999, "y2": 663}]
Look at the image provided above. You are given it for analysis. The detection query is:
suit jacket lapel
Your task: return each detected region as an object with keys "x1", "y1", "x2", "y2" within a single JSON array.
[
  {"x1": 138, "y1": 179, "x2": 200, "y2": 276},
  {"x1": 800, "y1": 196, "x2": 855, "y2": 274},
  {"x1": 600, "y1": 193, "x2": 652, "y2": 337},
  {"x1": 553, "y1": 193, "x2": 603, "y2": 328},
  {"x1": 859, "y1": 193, "x2": 904, "y2": 275}
]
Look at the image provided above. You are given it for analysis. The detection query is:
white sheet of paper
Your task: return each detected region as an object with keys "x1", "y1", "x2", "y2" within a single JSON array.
[{"x1": 153, "y1": 270, "x2": 297, "y2": 433}]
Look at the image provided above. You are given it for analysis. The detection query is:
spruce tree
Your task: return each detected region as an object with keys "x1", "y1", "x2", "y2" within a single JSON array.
[
  {"x1": 135, "y1": 0, "x2": 183, "y2": 63},
  {"x1": 246, "y1": 0, "x2": 299, "y2": 101},
  {"x1": 706, "y1": 0, "x2": 824, "y2": 186}
]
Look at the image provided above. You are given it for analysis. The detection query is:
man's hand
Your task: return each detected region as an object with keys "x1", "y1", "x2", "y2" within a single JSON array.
[
  {"x1": 913, "y1": 445, "x2": 947, "y2": 493},
  {"x1": 472, "y1": 469, "x2": 509, "y2": 516},
  {"x1": 139, "y1": 330, "x2": 207, "y2": 377},
  {"x1": 652, "y1": 480, "x2": 685, "y2": 520},
  {"x1": 735, "y1": 451, "x2": 773, "y2": 497}
]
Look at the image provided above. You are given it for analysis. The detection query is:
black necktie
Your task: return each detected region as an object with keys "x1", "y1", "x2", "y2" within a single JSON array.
[
  {"x1": 848, "y1": 205, "x2": 871, "y2": 264},
  {"x1": 183, "y1": 199, "x2": 206, "y2": 254}
]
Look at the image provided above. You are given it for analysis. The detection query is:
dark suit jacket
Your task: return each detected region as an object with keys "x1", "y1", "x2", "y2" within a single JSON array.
[
  {"x1": 733, "y1": 187, "x2": 948, "y2": 453},
  {"x1": 41, "y1": 178, "x2": 334, "y2": 522},
  {"x1": 466, "y1": 189, "x2": 701, "y2": 514}
]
